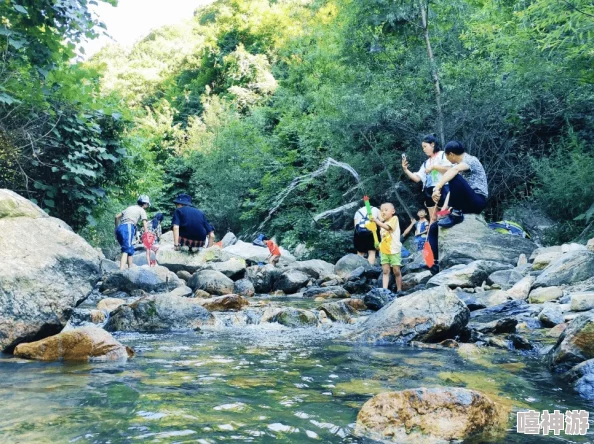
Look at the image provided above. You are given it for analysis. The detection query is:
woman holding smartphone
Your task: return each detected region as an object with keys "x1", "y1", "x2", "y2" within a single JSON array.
[{"x1": 401, "y1": 134, "x2": 452, "y2": 221}]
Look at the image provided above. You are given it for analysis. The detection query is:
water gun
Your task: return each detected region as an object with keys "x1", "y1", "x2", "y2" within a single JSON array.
[{"x1": 362, "y1": 195, "x2": 380, "y2": 248}]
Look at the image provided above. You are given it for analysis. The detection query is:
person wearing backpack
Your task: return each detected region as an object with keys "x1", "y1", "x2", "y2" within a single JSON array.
[
  {"x1": 353, "y1": 202, "x2": 381, "y2": 265},
  {"x1": 401, "y1": 134, "x2": 452, "y2": 221}
]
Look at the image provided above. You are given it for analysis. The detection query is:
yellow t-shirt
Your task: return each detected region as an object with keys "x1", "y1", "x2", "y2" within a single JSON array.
[{"x1": 379, "y1": 216, "x2": 401, "y2": 255}]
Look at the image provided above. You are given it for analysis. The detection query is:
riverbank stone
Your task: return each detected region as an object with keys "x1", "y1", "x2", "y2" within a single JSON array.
[
  {"x1": 318, "y1": 300, "x2": 357, "y2": 322},
  {"x1": 358, "y1": 286, "x2": 469, "y2": 344},
  {"x1": 14, "y1": 326, "x2": 133, "y2": 362},
  {"x1": 0, "y1": 189, "x2": 103, "y2": 352},
  {"x1": 196, "y1": 294, "x2": 249, "y2": 312},
  {"x1": 264, "y1": 308, "x2": 319, "y2": 328},
  {"x1": 534, "y1": 251, "x2": 594, "y2": 288},
  {"x1": 104, "y1": 294, "x2": 215, "y2": 332},
  {"x1": 233, "y1": 279, "x2": 255, "y2": 297},
  {"x1": 188, "y1": 269, "x2": 234, "y2": 295},
  {"x1": 427, "y1": 260, "x2": 511, "y2": 289},
  {"x1": 303, "y1": 286, "x2": 350, "y2": 299},
  {"x1": 363, "y1": 288, "x2": 397, "y2": 311},
  {"x1": 274, "y1": 269, "x2": 310, "y2": 294},
  {"x1": 570, "y1": 292, "x2": 594, "y2": 312},
  {"x1": 355, "y1": 387, "x2": 507, "y2": 443},
  {"x1": 549, "y1": 313, "x2": 594, "y2": 372},
  {"x1": 101, "y1": 265, "x2": 182, "y2": 293},
  {"x1": 245, "y1": 264, "x2": 281, "y2": 293},
  {"x1": 223, "y1": 240, "x2": 295, "y2": 265},
  {"x1": 529, "y1": 286, "x2": 563, "y2": 304},
  {"x1": 197, "y1": 258, "x2": 246, "y2": 280},
  {"x1": 334, "y1": 254, "x2": 371, "y2": 279}
]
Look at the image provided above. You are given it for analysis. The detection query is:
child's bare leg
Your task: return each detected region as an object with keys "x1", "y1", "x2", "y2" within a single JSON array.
[
  {"x1": 393, "y1": 265, "x2": 402, "y2": 292},
  {"x1": 382, "y1": 264, "x2": 391, "y2": 289},
  {"x1": 146, "y1": 248, "x2": 151, "y2": 266},
  {"x1": 127, "y1": 255, "x2": 134, "y2": 268},
  {"x1": 427, "y1": 205, "x2": 437, "y2": 223},
  {"x1": 367, "y1": 250, "x2": 376, "y2": 266},
  {"x1": 119, "y1": 253, "x2": 128, "y2": 270}
]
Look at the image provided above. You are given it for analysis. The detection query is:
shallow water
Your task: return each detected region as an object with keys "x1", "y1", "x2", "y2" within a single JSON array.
[{"x1": 1, "y1": 321, "x2": 593, "y2": 443}]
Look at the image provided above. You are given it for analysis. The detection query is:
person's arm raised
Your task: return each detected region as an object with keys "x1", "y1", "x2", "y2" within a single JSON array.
[{"x1": 402, "y1": 158, "x2": 422, "y2": 183}]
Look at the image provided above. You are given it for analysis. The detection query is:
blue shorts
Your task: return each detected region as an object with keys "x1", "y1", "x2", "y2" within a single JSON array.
[{"x1": 116, "y1": 223, "x2": 136, "y2": 256}]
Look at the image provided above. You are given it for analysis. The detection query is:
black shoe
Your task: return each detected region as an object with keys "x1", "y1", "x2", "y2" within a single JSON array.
[
  {"x1": 429, "y1": 263, "x2": 440, "y2": 275},
  {"x1": 437, "y1": 209, "x2": 464, "y2": 228}
]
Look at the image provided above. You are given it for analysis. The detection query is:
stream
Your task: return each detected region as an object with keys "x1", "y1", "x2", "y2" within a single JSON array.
[{"x1": 0, "y1": 296, "x2": 592, "y2": 443}]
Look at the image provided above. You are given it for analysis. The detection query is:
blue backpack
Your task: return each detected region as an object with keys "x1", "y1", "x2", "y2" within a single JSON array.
[{"x1": 488, "y1": 221, "x2": 530, "y2": 238}]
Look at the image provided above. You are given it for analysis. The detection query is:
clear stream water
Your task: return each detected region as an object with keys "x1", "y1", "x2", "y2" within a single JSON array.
[{"x1": 0, "y1": 297, "x2": 592, "y2": 443}]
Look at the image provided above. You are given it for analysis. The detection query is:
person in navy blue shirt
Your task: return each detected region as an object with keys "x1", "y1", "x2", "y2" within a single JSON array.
[{"x1": 171, "y1": 194, "x2": 215, "y2": 252}]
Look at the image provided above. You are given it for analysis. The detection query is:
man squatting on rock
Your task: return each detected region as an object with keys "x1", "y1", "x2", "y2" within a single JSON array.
[
  {"x1": 171, "y1": 193, "x2": 215, "y2": 252},
  {"x1": 115, "y1": 195, "x2": 150, "y2": 270}
]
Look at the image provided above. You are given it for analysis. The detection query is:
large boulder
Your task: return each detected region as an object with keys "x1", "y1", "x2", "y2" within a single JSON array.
[
  {"x1": 156, "y1": 245, "x2": 231, "y2": 273},
  {"x1": 274, "y1": 269, "x2": 311, "y2": 294},
  {"x1": 534, "y1": 251, "x2": 594, "y2": 288},
  {"x1": 427, "y1": 261, "x2": 511, "y2": 289},
  {"x1": 223, "y1": 240, "x2": 295, "y2": 265},
  {"x1": 101, "y1": 265, "x2": 182, "y2": 293},
  {"x1": 0, "y1": 189, "x2": 103, "y2": 352},
  {"x1": 104, "y1": 294, "x2": 215, "y2": 332},
  {"x1": 570, "y1": 292, "x2": 594, "y2": 312},
  {"x1": 356, "y1": 387, "x2": 507, "y2": 443},
  {"x1": 438, "y1": 214, "x2": 536, "y2": 268},
  {"x1": 564, "y1": 359, "x2": 594, "y2": 401},
  {"x1": 14, "y1": 326, "x2": 133, "y2": 362},
  {"x1": 549, "y1": 313, "x2": 594, "y2": 372},
  {"x1": 288, "y1": 259, "x2": 335, "y2": 280},
  {"x1": 233, "y1": 279, "x2": 255, "y2": 297},
  {"x1": 198, "y1": 258, "x2": 247, "y2": 280},
  {"x1": 334, "y1": 254, "x2": 371, "y2": 279},
  {"x1": 358, "y1": 287, "x2": 469, "y2": 344},
  {"x1": 188, "y1": 269, "x2": 234, "y2": 295},
  {"x1": 245, "y1": 264, "x2": 281, "y2": 293},
  {"x1": 538, "y1": 303, "x2": 565, "y2": 327}
]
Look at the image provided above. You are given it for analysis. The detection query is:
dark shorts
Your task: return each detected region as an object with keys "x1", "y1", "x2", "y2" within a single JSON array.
[
  {"x1": 353, "y1": 229, "x2": 376, "y2": 253},
  {"x1": 116, "y1": 223, "x2": 136, "y2": 256},
  {"x1": 423, "y1": 185, "x2": 450, "y2": 208},
  {"x1": 179, "y1": 236, "x2": 206, "y2": 248}
]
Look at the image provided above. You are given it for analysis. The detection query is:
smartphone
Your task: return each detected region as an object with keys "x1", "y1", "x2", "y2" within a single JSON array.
[{"x1": 401, "y1": 153, "x2": 407, "y2": 160}]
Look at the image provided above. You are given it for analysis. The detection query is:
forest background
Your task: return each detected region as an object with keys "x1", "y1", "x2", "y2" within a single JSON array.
[{"x1": 1, "y1": 0, "x2": 593, "y2": 262}]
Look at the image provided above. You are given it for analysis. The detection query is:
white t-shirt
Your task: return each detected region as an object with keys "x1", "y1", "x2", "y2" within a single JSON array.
[
  {"x1": 415, "y1": 151, "x2": 452, "y2": 188},
  {"x1": 354, "y1": 206, "x2": 381, "y2": 229}
]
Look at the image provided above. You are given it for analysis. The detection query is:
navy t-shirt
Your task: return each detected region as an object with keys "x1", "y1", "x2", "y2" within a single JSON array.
[{"x1": 171, "y1": 206, "x2": 214, "y2": 241}]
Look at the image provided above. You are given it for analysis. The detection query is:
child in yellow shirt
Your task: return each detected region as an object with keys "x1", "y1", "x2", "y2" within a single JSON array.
[{"x1": 372, "y1": 202, "x2": 402, "y2": 292}]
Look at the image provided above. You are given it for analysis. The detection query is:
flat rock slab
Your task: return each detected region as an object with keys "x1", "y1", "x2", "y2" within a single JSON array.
[
  {"x1": 534, "y1": 251, "x2": 594, "y2": 288},
  {"x1": 223, "y1": 240, "x2": 295, "y2": 265},
  {"x1": 427, "y1": 260, "x2": 511, "y2": 289},
  {"x1": 101, "y1": 265, "x2": 182, "y2": 293}
]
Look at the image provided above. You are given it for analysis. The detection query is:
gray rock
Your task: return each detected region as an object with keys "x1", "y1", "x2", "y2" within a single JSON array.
[
  {"x1": 529, "y1": 286, "x2": 563, "y2": 304},
  {"x1": 105, "y1": 294, "x2": 215, "y2": 332},
  {"x1": 532, "y1": 251, "x2": 564, "y2": 270},
  {"x1": 274, "y1": 269, "x2": 310, "y2": 294},
  {"x1": 534, "y1": 251, "x2": 594, "y2": 288},
  {"x1": 288, "y1": 259, "x2": 335, "y2": 280},
  {"x1": 470, "y1": 300, "x2": 541, "y2": 324},
  {"x1": 438, "y1": 214, "x2": 536, "y2": 268},
  {"x1": 101, "y1": 265, "x2": 182, "y2": 293},
  {"x1": 564, "y1": 359, "x2": 594, "y2": 401},
  {"x1": 303, "y1": 286, "x2": 350, "y2": 299},
  {"x1": 454, "y1": 290, "x2": 487, "y2": 311},
  {"x1": 188, "y1": 270, "x2": 234, "y2": 295},
  {"x1": 156, "y1": 245, "x2": 232, "y2": 273},
  {"x1": 507, "y1": 275, "x2": 536, "y2": 301},
  {"x1": 468, "y1": 318, "x2": 517, "y2": 334},
  {"x1": 538, "y1": 303, "x2": 565, "y2": 327},
  {"x1": 196, "y1": 294, "x2": 250, "y2": 312},
  {"x1": 363, "y1": 288, "x2": 397, "y2": 311},
  {"x1": 427, "y1": 260, "x2": 512, "y2": 289},
  {"x1": 168, "y1": 285, "x2": 193, "y2": 298},
  {"x1": 245, "y1": 264, "x2": 281, "y2": 293},
  {"x1": 221, "y1": 232, "x2": 238, "y2": 248},
  {"x1": 570, "y1": 292, "x2": 594, "y2": 312},
  {"x1": 402, "y1": 270, "x2": 432, "y2": 291},
  {"x1": 223, "y1": 240, "x2": 295, "y2": 265},
  {"x1": 264, "y1": 308, "x2": 319, "y2": 328},
  {"x1": 176, "y1": 270, "x2": 192, "y2": 282},
  {"x1": 334, "y1": 254, "x2": 371, "y2": 279},
  {"x1": 198, "y1": 258, "x2": 246, "y2": 280},
  {"x1": 0, "y1": 189, "x2": 104, "y2": 352},
  {"x1": 487, "y1": 269, "x2": 523, "y2": 288},
  {"x1": 549, "y1": 313, "x2": 594, "y2": 372},
  {"x1": 100, "y1": 259, "x2": 119, "y2": 275},
  {"x1": 318, "y1": 300, "x2": 357, "y2": 322},
  {"x1": 358, "y1": 286, "x2": 470, "y2": 344},
  {"x1": 233, "y1": 279, "x2": 255, "y2": 297},
  {"x1": 471, "y1": 290, "x2": 510, "y2": 308},
  {"x1": 507, "y1": 333, "x2": 533, "y2": 351}
]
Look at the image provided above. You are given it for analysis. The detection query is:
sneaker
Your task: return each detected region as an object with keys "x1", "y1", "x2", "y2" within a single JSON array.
[{"x1": 438, "y1": 210, "x2": 464, "y2": 228}]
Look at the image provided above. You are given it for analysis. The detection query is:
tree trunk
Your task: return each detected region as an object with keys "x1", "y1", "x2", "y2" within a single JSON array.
[{"x1": 419, "y1": 1, "x2": 445, "y2": 147}]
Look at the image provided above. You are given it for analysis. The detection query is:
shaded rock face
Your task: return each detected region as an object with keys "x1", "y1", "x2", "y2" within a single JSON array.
[
  {"x1": 303, "y1": 286, "x2": 350, "y2": 300},
  {"x1": 104, "y1": 294, "x2": 215, "y2": 332},
  {"x1": 14, "y1": 326, "x2": 133, "y2": 362},
  {"x1": 364, "y1": 288, "x2": 397, "y2": 311},
  {"x1": 63, "y1": 308, "x2": 107, "y2": 331},
  {"x1": 233, "y1": 279, "x2": 255, "y2": 297},
  {"x1": 221, "y1": 232, "x2": 238, "y2": 248},
  {"x1": 355, "y1": 387, "x2": 507, "y2": 444},
  {"x1": 274, "y1": 269, "x2": 310, "y2": 294},
  {"x1": 288, "y1": 259, "x2": 335, "y2": 280},
  {"x1": 358, "y1": 287, "x2": 470, "y2": 344},
  {"x1": 488, "y1": 269, "x2": 523, "y2": 288},
  {"x1": 539, "y1": 304, "x2": 564, "y2": 327},
  {"x1": 427, "y1": 260, "x2": 511, "y2": 289},
  {"x1": 534, "y1": 252, "x2": 594, "y2": 288},
  {"x1": 263, "y1": 308, "x2": 319, "y2": 328},
  {"x1": 438, "y1": 214, "x2": 536, "y2": 268},
  {"x1": 402, "y1": 271, "x2": 432, "y2": 291},
  {"x1": 198, "y1": 258, "x2": 246, "y2": 280},
  {"x1": 188, "y1": 270, "x2": 234, "y2": 295},
  {"x1": 334, "y1": 254, "x2": 371, "y2": 279},
  {"x1": 245, "y1": 265, "x2": 281, "y2": 293},
  {"x1": 196, "y1": 294, "x2": 249, "y2": 312},
  {"x1": 550, "y1": 314, "x2": 594, "y2": 372},
  {"x1": 223, "y1": 240, "x2": 296, "y2": 265},
  {"x1": 101, "y1": 266, "x2": 182, "y2": 293},
  {"x1": 0, "y1": 189, "x2": 103, "y2": 352},
  {"x1": 564, "y1": 359, "x2": 594, "y2": 401},
  {"x1": 96, "y1": 298, "x2": 126, "y2": 313}
]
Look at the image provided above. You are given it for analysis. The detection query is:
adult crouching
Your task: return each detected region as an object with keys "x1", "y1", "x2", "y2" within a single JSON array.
[{"x1": 172, "y1": 193, "x2": 215, "y2": 252}]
